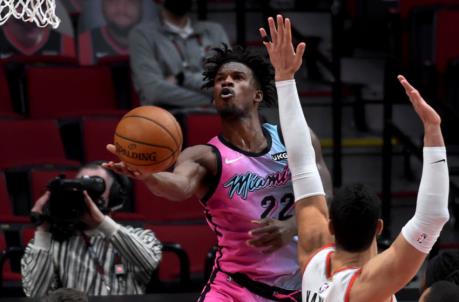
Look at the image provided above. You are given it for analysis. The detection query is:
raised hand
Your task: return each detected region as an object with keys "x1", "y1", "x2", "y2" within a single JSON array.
[
  {"x1": 398, "y1": 75, "x2": 441, "y2": 127},
  {"x1": 259, "y1": 15, "x2": 306, "y2": 81},
  {"x1": 398, "y1": 75, "x2": 444, "y2": 147}
]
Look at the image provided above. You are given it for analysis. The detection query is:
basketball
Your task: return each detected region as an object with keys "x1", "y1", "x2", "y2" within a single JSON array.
[{"x1": 114, "y1": 106, "x2": 183, "y2": 173}]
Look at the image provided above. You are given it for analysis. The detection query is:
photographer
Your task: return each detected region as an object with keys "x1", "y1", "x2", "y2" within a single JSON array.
[{"x1": 21, "y1": 163, "x2": 162, "y2": 297}]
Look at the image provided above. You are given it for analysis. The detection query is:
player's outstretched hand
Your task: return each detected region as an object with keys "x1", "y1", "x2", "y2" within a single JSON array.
[
  {"x1": 259, "y1": 15, "x2": 306, "y2": 81},
  {"x1": 398, "y1": 75, "x2": 441, "y2": 127},
  {"x1": 397, "y1": 75, "x2": 444, "y2": 147},
  {"x1": 103, "y1": 144, "x2": 150, "y2": 180}
]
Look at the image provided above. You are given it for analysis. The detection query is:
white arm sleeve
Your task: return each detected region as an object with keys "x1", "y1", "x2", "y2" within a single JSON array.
[
  {"x1": 401, "y1": 147, "x2": 450, "y2": 254},
  {"x1": 276, "y1": 79, "x2": 325, "y2": 202}
]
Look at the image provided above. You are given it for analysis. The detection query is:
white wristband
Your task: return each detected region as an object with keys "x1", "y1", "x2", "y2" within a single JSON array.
[
  {"x1": 401, "y1": 147, "x2": 449, "y2": 254},
  {"x1": 276, "y1": 80, "x2": 325, "y2": 201}
]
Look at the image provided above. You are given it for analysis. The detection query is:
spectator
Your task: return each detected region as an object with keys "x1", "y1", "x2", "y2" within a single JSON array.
[
  {"x1": 78, "y1": 0, "x2": 144, "y2": 65},
  {"x1": 0, "y1": 17, "x2": 75, "y2": 59},
  {"x1": 21, "y1": 162, "x2": 162, "y2": 297},
  {"x1": 129, "y1": 0, "x2": 230, "y2": 109}
]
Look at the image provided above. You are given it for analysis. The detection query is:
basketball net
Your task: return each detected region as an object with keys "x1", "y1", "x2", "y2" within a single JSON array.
[{"x1": 0, "y1": 0, "x2": 60, "y2": 28}]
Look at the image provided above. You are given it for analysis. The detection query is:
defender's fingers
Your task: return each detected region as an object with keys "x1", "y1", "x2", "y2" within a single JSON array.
[
  {"x1": 295, "y1": 42, "x2": 306, "y2": 60},
  {"x1": 259, "y1": 28, "x2": 270, "y2": 42},
  {"x1": 259, "y1": 28, "x2": 272, "y2": 50},
  {"x1": 268, "y1": 17, "x2": 278, "y2": 44},
  {"x1": 397, "y1": 75, "x2": 416, "y2": 94},
  {"x1": 285, "y1": 18, "x2": 292, "y2": 46},
  {"x1": 276, "y1": 15, "x2": 284, "y2": 45},
  {"x1": 397, "y1": 75, "x2": 423, "y2": 104}
]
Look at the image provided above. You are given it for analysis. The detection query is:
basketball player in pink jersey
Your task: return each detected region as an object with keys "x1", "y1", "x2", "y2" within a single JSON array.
[
  {"x1": 104, "y1": 40, "x2": 332, "y2": 300},
  {"x1": 261, "y1": 15, "x2": 450, "y2": 302}
]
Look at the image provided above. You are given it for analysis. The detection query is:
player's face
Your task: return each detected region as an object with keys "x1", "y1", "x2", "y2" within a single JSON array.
[
  {"x1": 102, "y1": 0, "x2": 142, "y2": 29},
  {"x1": 213, "y1": 62, "x2": 262, "y2": 119},
  {"x1": 77, "y1": 167, "x2": 113, "y2": 207}
]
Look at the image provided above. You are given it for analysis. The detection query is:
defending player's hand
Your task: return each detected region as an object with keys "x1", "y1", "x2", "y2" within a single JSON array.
[
  {"x1": 247, "y1": 218, "x2": 296, "y2": 254},
  {"x1": 104, "y1": 144, "x2": 150, "y2": 180},
  {"x1": 259, "y1": 15, "x2": 306, "y2": 81},
  {"x1": 398, "y1": 75, "x2": 441, "y2": 127},
  {"x1": 398, "y1": 75, "x2": 444, "y2": 147}
]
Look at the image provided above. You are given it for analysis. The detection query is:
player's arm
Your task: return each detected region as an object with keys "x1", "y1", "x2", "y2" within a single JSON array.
[
  {"x1": 350, "y1": 76, "x2": 449, "y2": 302},
  {"x1": 260, "y1": 15, "x2": 331, "y2": 268},
  {"x1": 105, "y1": 144, "x2": 216, "y2": 201}
]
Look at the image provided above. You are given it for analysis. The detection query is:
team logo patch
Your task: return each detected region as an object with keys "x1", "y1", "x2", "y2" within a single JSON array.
[
  {"x1": 318, "y1": 282, "x2": 330, "y2": 294},
  {"x1": 417, "y1": 233, "x2": 427, "y2": 244},
  {"x1": 271, "y1": 151, "x2": 288, "y2": 161}
]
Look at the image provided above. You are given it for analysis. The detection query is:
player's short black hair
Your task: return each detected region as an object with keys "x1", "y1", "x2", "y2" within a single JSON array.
[
  {"x1": 330, "y1": 183, "x2": 381, "y2": 252},
  {"x1": 423, "y1": 281, "x2": 459, "y2": 302},
  {"x1": 202, "y1": 44, "x2": 277, "y2": 107},
  {"x1": 425, "y1": 250, "x2": 459, "y2": 289}
]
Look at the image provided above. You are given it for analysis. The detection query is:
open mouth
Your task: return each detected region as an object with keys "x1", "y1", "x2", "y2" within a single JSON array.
[{"x1": 220, "y1": 87, "x2": 234, "y2": 99}]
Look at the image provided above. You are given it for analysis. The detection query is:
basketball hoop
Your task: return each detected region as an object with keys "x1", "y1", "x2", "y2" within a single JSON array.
[{"x1": 0, "y1": 0, "x2": 60, "y2": 29}]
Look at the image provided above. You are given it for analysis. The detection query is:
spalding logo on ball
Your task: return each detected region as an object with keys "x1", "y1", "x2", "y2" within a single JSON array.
[{"x1": 114, "y1": 106, "x2": 183, "y2": 173}]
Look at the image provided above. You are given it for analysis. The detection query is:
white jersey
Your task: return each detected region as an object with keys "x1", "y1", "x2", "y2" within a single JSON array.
[{"x1": 302, "y1": 245, "x2": 396, "y2": 302}]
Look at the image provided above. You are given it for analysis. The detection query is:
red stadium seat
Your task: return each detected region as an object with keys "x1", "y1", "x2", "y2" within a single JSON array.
[
  {"x1": 26, "y1": 66, "x2": 126, "y2": 118},
  {"x1": 81, "y1": 117, "x2": 119, "y2": 163},
  {"x1": 28, "y1": 169, "x2": 78, "y2": 202},
  {"x1": 184, "y1": 112, "x2": 222, "y2": 146},
  {"x1": 134, "y1": 181, "x2": 204, "y2": 222},
  {"x1": 0, "y1": 172, "x2": 28, "y2": 223},
  {"x1": 0, "y1": 68, "x2": 20, "y2": 119},
  {"x1": 0, "y1": 120, "x2": 80, "y2": 169},
  {"x1": 435, "y1": 9, "x2": 459, "y2": 73},
  {"x1": 146, "y1": 224, "x2": 217, "y2": 281}
]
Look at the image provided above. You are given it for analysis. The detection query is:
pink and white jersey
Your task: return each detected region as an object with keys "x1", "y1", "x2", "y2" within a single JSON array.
[
  {"x1": 302, "y1": 245, "x2": 397, "y2": 302},
  {"x1": 203, "y1": 123, "x2": 301, "y2": 290}
]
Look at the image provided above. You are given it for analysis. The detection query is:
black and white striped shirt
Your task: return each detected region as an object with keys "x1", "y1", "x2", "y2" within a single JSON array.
[{"x1": 21, "y1": 217, "x2": 162, "y2": 297}]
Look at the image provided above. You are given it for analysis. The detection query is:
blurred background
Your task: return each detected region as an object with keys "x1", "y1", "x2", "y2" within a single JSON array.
[{"x1": 0, "y1": 0, "x2": 458, "y2": 300}]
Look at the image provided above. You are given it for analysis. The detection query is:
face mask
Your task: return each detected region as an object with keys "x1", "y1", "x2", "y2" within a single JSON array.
[{"x1": 163, "y1": 0, "x2": 192, "y2": 17}]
